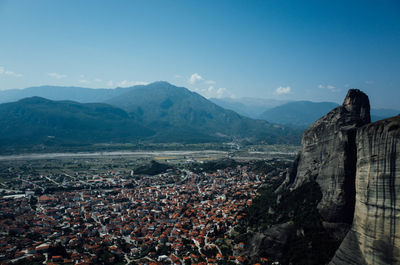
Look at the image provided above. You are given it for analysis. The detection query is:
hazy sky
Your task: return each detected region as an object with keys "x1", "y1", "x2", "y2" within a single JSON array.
[{"x1": 0, "y1": 0, "x2": 399, "y2": 108}]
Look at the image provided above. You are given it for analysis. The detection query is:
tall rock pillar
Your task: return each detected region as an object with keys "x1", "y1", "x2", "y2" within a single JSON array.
[
  {"x1": 281, "y1": 89, "x2": 370, "y2": 224},
  {"x1": 330, "y1": 115, "x2": 400, "y2": 265}
]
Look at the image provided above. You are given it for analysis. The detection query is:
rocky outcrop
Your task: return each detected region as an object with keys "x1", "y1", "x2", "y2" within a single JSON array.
[
  {"x1": 239, "y1": 222, "x2": 295, "y2": 261},
  {"x1": 243, "y1": 89, "x2": 399, "y2": 264},
  {"x1": 280, "y1": 89, "x2": 370, "y2": 224},
  {"x1": 330, "y1": 115, "x2": 400, "y2": 265}
]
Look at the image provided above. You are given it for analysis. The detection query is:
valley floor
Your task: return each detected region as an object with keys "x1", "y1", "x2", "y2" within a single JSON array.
[{"x1": 0, "y1": 151, "x2": 293, "y2": 265}]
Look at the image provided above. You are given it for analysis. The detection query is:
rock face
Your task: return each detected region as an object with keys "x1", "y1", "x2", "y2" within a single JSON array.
[
  {"x1": 240, "y1": 222, "x2": 295, "y2": 261},
  {"x1": 252, "y1": 89, "x2": 400, "y2": 264},
  {"x1": 330, "y1": 115, "x2": 400, "y2": 265},
  {"x1": 281, "y1": 89, "x2": 370, "y2": 224}
]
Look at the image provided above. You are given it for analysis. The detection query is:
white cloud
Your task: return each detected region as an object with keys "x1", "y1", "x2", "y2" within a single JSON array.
[
  {"x1": 188, "y1": 73, "x2": 216, "y2": 87},
  {"x1": 94, "y1": 78, "x2": 102, "y2": 82},
  {"x1": 193, "y1": 86, "x2": 234, "y2": 99},
  {"x1": 365, "y1": 80, "x2": 374, "y2": 85},
  {"x1": 318, "y1": 84, "x2": 340, "y2": 92},
  {"x1": 189, "y1": 73, "x2": 204, "y2": 84},
  {"x1": 205, "y1": 80, "x2": 216, "y2": 85},
  {"x1": 48, "y1": 72, "x2": 67, "y2": 79},
  {"x1": 274, "y1": 86, "x2": 291, "y2": 95},
  {"x1": 216, "y1": 87, "x2": 227, "y2": 98},
  {"x1": 0, "y1": 66, "x2": 23, "y2": 77},
  {"x1": 116, "y1": 80, "x2": 149, "y2": 87}
]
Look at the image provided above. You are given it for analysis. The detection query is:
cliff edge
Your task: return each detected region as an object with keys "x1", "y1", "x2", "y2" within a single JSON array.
[
  {"x1": 330, "y1": 115, "x2": 400, "y2": 265},
  {"x1": 280, "y1": 89, "x2": 370, "y2": 224},
  {"x1": 238, "y1": 89, "x2": 399, "y2": 264}
]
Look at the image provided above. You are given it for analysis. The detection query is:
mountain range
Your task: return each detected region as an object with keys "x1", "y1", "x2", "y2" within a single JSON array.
[
  {"x1": 1, "y1": 81, "x2": 396, "y2": 152},
  {"x1": 211, "y1": 97, "x2": 399, "y2": 126},
  {"x1": 259, "y1": 101, "x2": 340, "y2": 126},
  {"x1": 105, "y1": 82, "x2": 299, "y2": 143},
  {"x1": 0, "y1": 82, "x2": 302, "y2": 152},
  {"x1": 2, "y1": 84, "x2": 397, "y2": 128},
  {"x1": 210, "y1": 97, "x2": 289, "y2": 119}
]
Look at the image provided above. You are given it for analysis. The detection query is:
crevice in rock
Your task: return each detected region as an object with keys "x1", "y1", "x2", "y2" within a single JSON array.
[{"x1": 343, "y1": 128, "x2": 357, "y2": 224}]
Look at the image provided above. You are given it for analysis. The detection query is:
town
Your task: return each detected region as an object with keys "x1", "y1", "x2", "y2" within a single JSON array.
[{"x1": 0, "y1": 154, "x2": 292, "y2": 265}]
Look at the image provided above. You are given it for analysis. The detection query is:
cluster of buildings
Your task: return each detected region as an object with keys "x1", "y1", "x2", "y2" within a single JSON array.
[{"x1": 0, "y1": 164, "x2": 276, "y2": 265}]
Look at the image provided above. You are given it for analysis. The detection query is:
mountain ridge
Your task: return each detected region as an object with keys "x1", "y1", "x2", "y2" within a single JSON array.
[
  {"x1": 210, "y1": 97, "x2": 290, "y2": 118},
  {"x1": 0, "y1": 82, "x2": 303, "y2": 152},
  {"x1": 212, "y1": 97, "x2": 399, "y2": 125},
  {"x1": 259, "y1": 100, "x2": 340, "y2": 126},
  {"x1": 105, "y1": 82, "x2": 301, "y2": 143},
  {"x1": 1, "y1": 83, "x2": 398, "y2": 126}
]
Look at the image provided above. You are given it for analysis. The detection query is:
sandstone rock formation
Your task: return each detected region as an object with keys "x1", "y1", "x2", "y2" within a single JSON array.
[
  {"x1": 242, "y1": 89, "x2": 399, "y2": 264},
  {"x1": 280, "y1": 89, "x2": 370, "y2": 224},
  {"x1": 330, "y1": 115, "x2": 400, "y2": 265}
]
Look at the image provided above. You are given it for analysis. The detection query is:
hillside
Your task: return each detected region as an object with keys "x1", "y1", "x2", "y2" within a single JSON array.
[
  {"x1": 106, "y1": 82, "x2": 301, "y2": 144},
  {"x1": 259, "y1": 101, "x2": 339, "y2": 126},
  {"x1": 210, "y1": 97, "x2": 289, "y2": 118},
  {"x1": 0, "y1": 97, "x2": 153, "y2": 151}
]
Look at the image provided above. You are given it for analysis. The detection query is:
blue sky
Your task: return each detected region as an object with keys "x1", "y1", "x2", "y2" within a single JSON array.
[{"x1": 0, "y1": 0, "x2": 399, "y2": 109}]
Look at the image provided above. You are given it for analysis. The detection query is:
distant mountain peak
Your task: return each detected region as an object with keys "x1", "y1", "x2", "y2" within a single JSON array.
[
  {"x1": 105, "y1": 82, "x2": 301, "y2": 143},
  {"x1": 149, "y1": 81, "x2": 174, "y2": 86},
  {"x1": 18, "y1": 96, "x2": 52, "y2": 103}
]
